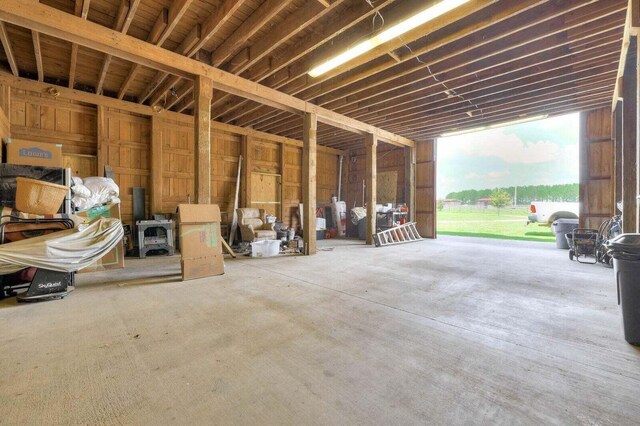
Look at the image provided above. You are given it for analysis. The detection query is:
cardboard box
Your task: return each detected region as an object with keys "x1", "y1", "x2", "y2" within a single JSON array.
[
  {"x1": 77, "y1": 203, "x2": 125, "y2": 273},
  {"x1": 178, "y1": 204, "x2": 224, "y2": 280},
  {"x1": 5, "y1": 139, "x2": 63, "y2": 167}
]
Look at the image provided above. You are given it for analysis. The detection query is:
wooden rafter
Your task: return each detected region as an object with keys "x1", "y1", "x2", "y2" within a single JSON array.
[
  {"x1": 31, "y1": 30, "x2": 43, "y2": 81},
  {"x1": 96, "y1": 0, "x2": 140, "y2": 95},
  {"x1": 0, "y1": 21, "x2": 18, "y2": 76},
  {"x1": 0, "y1": 0, "x2": 414, "y2": 147},
  {"x1": 209, "y1": 0, "x2": 399, "y2": 118},
  {"x1": 139, "y1": 0, "x2": 246, "y2": 105},
  {"x1": 211, "y1": 0, "x2": 292, "y2": 68},
  {"x1": 248, "y1": 0, "x2": 626, "y2": 138},
  {"x1": 68, "y1": 0, "x2": 90, "y2": 88},
  {"x1": 117, "y1": 7, "x2": 168, "y2": 99}
]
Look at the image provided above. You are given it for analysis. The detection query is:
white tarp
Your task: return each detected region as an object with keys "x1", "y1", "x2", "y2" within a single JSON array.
[{"x1": 0, "y1": 218, "x2": 123, "y2": 274}]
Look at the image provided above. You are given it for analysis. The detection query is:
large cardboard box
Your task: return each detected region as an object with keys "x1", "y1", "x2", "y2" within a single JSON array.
[
  {"x1": 178, "y1": 204, "x2": 224, "y2": 280},
  {"x1": 4, "y1": 139, "x2": 64, "y2": 167},
  {"x1": 77, "y1": 203, "x2": 125, "y2": 273}
]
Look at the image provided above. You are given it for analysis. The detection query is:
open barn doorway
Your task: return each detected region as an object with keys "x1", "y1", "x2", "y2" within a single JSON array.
[{"x1": 436, "y1": 113, "x2": 580, "y2": 243}]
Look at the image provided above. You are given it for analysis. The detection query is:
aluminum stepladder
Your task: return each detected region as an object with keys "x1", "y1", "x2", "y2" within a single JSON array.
[{"x1": 372, "y1": 222, "x2": 422, "y2": 247}]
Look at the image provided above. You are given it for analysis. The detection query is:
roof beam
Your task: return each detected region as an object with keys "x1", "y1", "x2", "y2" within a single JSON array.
[
  {"x1": 0, "y1": 21, "x2": 18, "y2": 76},
  {"x1": 141, "y1": 0, "x2": 247, "y2": 105},
  {"x1": 211, "y1": 0, "x2": 292, "y2": 68},
  {"x1": 96, "y1": 0, "x2": 140, "y2": 95},
  {"x1": 137, "y1": 0, "x2": 244, "y2": 104},
  {"x1": 69, "y1": 0, "x2": 90, "y2": 88},
  {"x1": 117, "y1": 7, "x2": 167, "y2": 99},
  {"x1": 254, "y1": 2, "x2": 625, "y2": 135},
  {"x1": 31, "y1": 30, "x2": 43, "y2": 81},
  {"x1": 0, "y1": 0, "x2": 413, "y2": 147}
]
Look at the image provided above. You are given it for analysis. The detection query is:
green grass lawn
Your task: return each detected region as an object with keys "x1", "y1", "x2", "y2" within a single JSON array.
[{"x1": 437, "y1": 206, "x2": 555, "y2": 242}]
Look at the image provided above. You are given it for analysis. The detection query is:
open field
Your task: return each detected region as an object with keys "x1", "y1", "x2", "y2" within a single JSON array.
[{"x1": 437, "y1": 206, "x2": 555, "y2": 242}]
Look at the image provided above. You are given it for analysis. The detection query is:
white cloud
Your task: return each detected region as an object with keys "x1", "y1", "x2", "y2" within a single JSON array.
[
  {"x1": 440, "y1": 128, "x2": 560, "y2": 164},
  {"x1": 487, "y1": 170, "x2": 511, "y2": 179}
]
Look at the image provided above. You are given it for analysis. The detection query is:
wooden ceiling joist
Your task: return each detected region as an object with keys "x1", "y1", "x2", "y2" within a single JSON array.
[
  {"x1": 117, "y1": 7, "x2": 168, "y2": 100},
  {"x1": 0, "y1": 0, "x2": 413, "y2": 147},
  {"x1": 31, "y1": 30, "x2": 43, "y2": 81},
  {"x1": 0, "y1": 21, "x2": 18, "y2": 77},
  {"x1": 68, "y1": 0, "x2": 91, "y2": 89},
  {"x1": 96, "y1": 0, "x2": 140, "y2": 95},
  {"x1": 247, "y1": 0, "x2": 625, "y2": 135},
  {"x1": 256, "y1": 2, "x2": 626, "y2": 137}
]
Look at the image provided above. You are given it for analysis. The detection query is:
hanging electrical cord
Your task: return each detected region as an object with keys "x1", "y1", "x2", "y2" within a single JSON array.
[
  {"x1": 365, "y1": 0, "x2": 385, "y2": 32},
  {"x1": 362, "y1": 0, "x2": 484, "y2": 119},
  {"x1": 401, "y1": 37, "x2": 483, "y2": 117}
]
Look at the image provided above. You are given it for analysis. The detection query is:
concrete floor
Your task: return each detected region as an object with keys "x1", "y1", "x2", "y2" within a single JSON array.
[{"x1": 1, "y1": 236, "x2": 639, "y2": 424}]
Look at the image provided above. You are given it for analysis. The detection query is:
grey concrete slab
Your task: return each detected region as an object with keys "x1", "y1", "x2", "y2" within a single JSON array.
[{"x1": 0, "y1": 236, "x2": 638, "y2": 425}]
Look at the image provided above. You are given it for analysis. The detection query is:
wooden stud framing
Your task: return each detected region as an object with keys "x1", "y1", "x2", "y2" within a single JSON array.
[
  {"x1": 194, "y1": 75, "x2": 213, "y2": 204},
  {"x1": 365, "y1": 133, "x2": 377, "y2": 246},
  {"x1": 302, "y1": 112, "x2": 317, "y2": 255}
]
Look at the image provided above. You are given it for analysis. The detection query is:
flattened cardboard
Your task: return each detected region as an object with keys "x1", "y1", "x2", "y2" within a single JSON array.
[
  {"x1": 181, "y1": 256, "x2": 224, "y2": 281},
  {"x1": 77, "y1": 203, "x2": 125, "y2": 272},
  {"x1": 178, "y1": 204, "x2": 224, "y2": 280},
  {"x1": 178, "y1": 203, "x2": 221, "y2": 223},
  {"x1": 5, "y1": 139, "x2": 64, "y2": 167}
]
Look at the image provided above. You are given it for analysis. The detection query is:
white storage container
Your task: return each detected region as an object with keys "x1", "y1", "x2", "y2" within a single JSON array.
[{"x1": 251, "y1": 240, "x2": 281, "y2": 257}]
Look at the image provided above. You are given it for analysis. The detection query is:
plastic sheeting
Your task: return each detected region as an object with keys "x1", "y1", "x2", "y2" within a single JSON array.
[{"x1": 0, "y1": 218, "x2": 123, "y2": 274}]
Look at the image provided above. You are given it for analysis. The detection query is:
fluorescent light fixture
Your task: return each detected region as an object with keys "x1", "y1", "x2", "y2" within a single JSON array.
[
  {"x1": 440, "y1": 126, "x2": 487, "y2": 137},
  {"x1": 486, "y1": 114, "x2": 548, "y2": 129},
  {"x1": 308, "y1": 0, "x2": 471, "y2": 78},
  {"x1": 440, "y1": 114, "x2": 550, "y2": 138}
]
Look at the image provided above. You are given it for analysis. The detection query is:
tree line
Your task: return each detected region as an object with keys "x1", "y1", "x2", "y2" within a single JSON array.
[{"x1": 445, "y1": 183, "x2": 579, "y2": 205}]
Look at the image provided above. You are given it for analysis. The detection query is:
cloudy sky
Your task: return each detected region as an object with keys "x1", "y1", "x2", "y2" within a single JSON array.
[{"x1": 437, "y1": 113, "x2": 579, "y2": 198}]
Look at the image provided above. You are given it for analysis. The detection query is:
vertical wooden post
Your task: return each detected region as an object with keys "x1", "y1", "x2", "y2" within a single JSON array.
[
  {"x1": 365, "y1": 133, "x2": 377, "y2": 245},
  {"x1": 303, "y1": 112, "x2": 317, "y2": 255},
  {"x1": 96, "y1": 105, "x2": 106, "y2": 176},
  {"x1": 194, "y1": 75, "x2": 212, "y2": 204},
  {"x1": 415, "y1": 140, "x2": 437, "y2": 238},
  {"x1": 150, "y1": 115, "x2": 163, "y2": 213},
  {"x1": 279, "y1": 143, "x2": 286, "y2": 220},
  {"x1": 623, "y1": 37, "x2": 637, "y2": 233},
  {"x1": 614, "y1": 100, "x2": 623, "y2": 209},
  {"x1": 405, "y1": 146, "x2": 416, "y2": 222}
]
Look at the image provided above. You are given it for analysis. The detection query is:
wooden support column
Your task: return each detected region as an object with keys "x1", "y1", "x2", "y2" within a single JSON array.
[
  {"x1": 622, "y1": 37, "x2": 638, "y2": 233},
  {"x1": 615, "y1": 100, "x2": 623, "y2": 208},
  {"x1": 415, "y1": 140, "x2": 436, "y2": 238},
  {"x1": 302, "y1": 112, "x2": 317, "y2": 255},
  {"x1": 194, "y1": 75, "x2": 212, "y2": 204},
  {"x1": 150, "y1": 115, "x2": 163, "y2": 213},
  {"x1": 365, "y1": 133, "x2": 377, "y2": 245},
  {"x1": 405, "y1": 146, "x2": 416, "y2": 222},
  {"x1": 96, "y1": 105, "x2": 106, "y2": 176},
  {"x1": 279, "y1": 143, "x2": 285, "y2": 220}
]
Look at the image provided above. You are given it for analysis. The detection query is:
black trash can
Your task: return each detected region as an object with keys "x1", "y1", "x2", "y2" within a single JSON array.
[
  {"x1": 357, "y1": 217, "x2": 367, "y2": 240},
  {"x1": 552, "y1": 218, "x2": 579, "y2": 249},
  {"x1": 614, "y1": 257, "x2": 640, "y2": 345}
]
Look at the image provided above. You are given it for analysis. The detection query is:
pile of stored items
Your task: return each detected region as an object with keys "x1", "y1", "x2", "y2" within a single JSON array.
[{"x1": 0, "y1": 138, "x2": 124, "y2": 302}]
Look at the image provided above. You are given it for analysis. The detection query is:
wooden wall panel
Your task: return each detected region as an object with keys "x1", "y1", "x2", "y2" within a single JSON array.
[
  {"x1": 157, "y1": 117, "x2": 194, "y2": 214},
  {"x1": 211, "y1": 128, "x2": 241, "y2": 218},
  {"x1": 9, "y1": 88, "x2": 96, "y2": 156},
  {"x1": 415, "y1": 140, "x2": 436, "y2": 239},
  {"x1": 345, "y1": 143, "x2": 407, "y2": 236},
  {"x1": 579, "y1": 107, "x2": 615, "y2": 230},
  {"x1": 282, "y1": 145, "x2": 302, "y2": 228},
  {"x1": 0, "y1": 84, "x2": 9, "y2": 142},
  {"x1": 102, "y1": 109, "x2": 151, "y2": 226},
  {"x1": 317, "y1": 151, "x2": 338, "y2": 203}
]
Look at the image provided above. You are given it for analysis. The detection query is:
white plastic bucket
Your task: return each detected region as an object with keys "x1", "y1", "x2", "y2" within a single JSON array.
[{"x1": 251, "y1": 240, "x2": 281, "y2": 257}]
